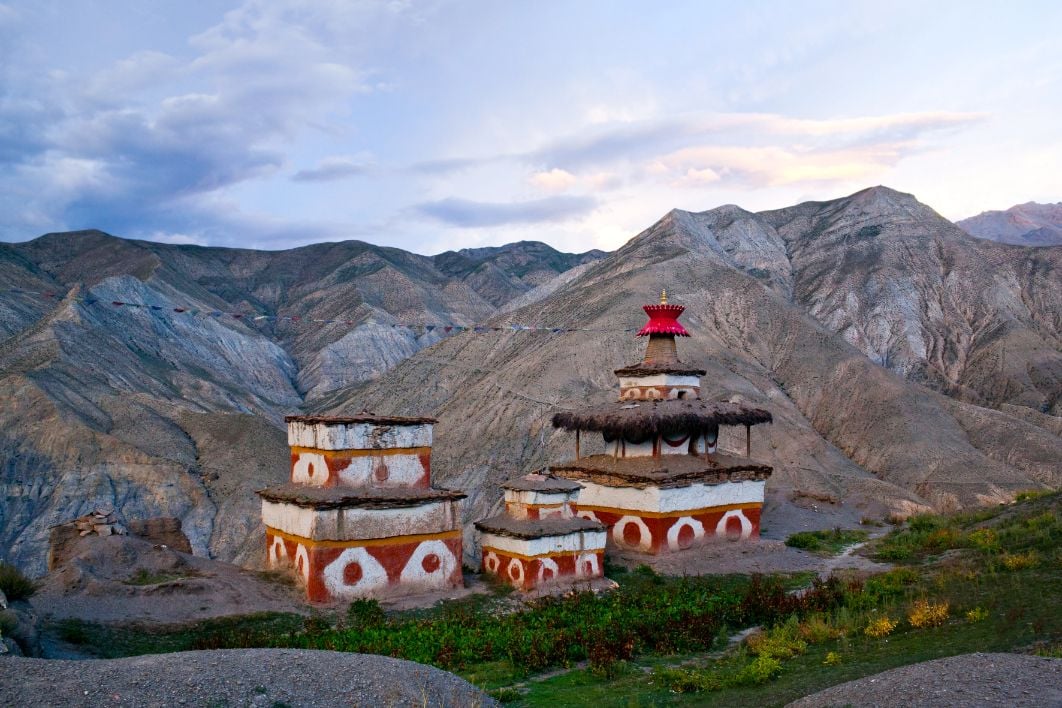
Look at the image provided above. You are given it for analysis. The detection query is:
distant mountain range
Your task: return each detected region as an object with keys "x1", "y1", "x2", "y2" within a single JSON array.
[
  {"x1": 1, "y1": 186, "x2": 1059, "y2": 576},
  {"x1": 957, "y1": 202, "x2": 1062, "y2": 246}
]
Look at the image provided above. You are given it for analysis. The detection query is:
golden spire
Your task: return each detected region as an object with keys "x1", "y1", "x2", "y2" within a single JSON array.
[{"x1": 660, "y1": 289, "x2": 668, "y2": 304}]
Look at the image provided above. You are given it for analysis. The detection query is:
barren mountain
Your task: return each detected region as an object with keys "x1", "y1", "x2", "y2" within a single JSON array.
[
  {"x1": 432, "y1": 241, "x2": 606, "y2": 307},
  {"x1": 957, "y1": 201, "x2": 1062, "y2": 246},
  {"x1": 0, "y1": 233, "x2": 600, "y2": 574},
  {"x1": 760, "y1": 188, "x2": 1061, "y2": 415},
  {"x1": 1, "y1": 188, "x2": 1058, "y2": 577},
  {"x1": 325, "y1": 192, "x2": 1061, "y2": 557}
]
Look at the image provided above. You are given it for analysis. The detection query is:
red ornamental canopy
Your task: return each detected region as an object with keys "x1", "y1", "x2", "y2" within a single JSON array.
[{"x1": 636, "y1": 291, "x2": 690, "y2": 337}]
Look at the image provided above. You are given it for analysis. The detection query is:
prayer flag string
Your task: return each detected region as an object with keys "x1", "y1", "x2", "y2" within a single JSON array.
[{"x1": 5, "y1": 287, "x2": 636, "y2": 334}]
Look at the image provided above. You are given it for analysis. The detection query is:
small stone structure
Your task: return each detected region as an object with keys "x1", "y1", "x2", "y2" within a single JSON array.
[
  {"x1": 475, "y1": 473, "x2": 606, "y2": 591},
  {"x1": 258, "y1": 414, "x2": 466, "y2": 603},
  {"x1": 47, "y1": 511, "x2": 193, "y2": 570},
  {"x1": 550, "y1": 292, "x2": 774, "y2": 554}
]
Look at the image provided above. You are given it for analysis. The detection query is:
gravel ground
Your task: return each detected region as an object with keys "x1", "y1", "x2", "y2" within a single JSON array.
[
  {"x1": 0, "y1": 649, "x2": 496, "y2": 707},
  {"x1": 786, "y1": 653, "x2": 1061, "y2": 707},
  {"x1": 612, "y1": 536, "x2": 890, "y2": 577}
]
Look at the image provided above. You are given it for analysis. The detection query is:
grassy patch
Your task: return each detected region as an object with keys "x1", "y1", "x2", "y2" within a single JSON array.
[
  {"x1": 785, "y1": 528, "x2": 868, "y2": 555},
  {"x1": 0, "y1": 562, "x2": 36, "y2": 601},
  {"x1": 44, "y1": 492, "x2": 1059, "y2": 707},
  {"x1": 513, "y1": 491, "x2": 1060, "y2": 706},
  {"x1": 123, "y1": 568, "x2": 200, "y2": 586},
  {"x1": 49, "y1": 613, "x2": 306, "y2": 658}
]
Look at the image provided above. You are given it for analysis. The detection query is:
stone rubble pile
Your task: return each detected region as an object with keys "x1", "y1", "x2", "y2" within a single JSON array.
[{"x1": 71, "y1": 509, "x2": 128, "y2": 537}]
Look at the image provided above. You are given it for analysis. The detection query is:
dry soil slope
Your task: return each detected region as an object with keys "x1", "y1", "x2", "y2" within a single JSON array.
[
  {"x1": 322, "y1": 207, "x2": 1061, "y2": 547},
  {"x1": 0, "y1": 274, "x2": 299, "y2": 575}
]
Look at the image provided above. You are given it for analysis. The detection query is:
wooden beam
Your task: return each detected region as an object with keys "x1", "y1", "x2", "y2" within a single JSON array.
[
  {"x1": 745, "y1": 424, "x2": 751, "y2": 457},
  {"x1": 575, "y1": 430, "x2": 581, "y2": 460}
]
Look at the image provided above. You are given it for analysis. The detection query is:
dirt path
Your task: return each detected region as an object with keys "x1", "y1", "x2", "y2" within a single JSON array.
[{"x1": 612, "y1": 534, "x2": 890, "y2": 577}]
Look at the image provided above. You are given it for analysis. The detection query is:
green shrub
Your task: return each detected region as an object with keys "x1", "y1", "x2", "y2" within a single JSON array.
[
  {"x1": 488, "y1": 687, "x2": 522, "y2": 703},
  {"x1": 746, "y1": 618, "x2": 807, "y2": 659},
  {"x1": 734, "y1": 655, "x2": 783, "y2": 685},
  {"x1": 346, "y1": 599, "x2": 385, "y2": 627},
  {"x1": 967, "y1": 528, "x2": 999, "y2": 552},
  {"x1": 0, "y1": 562, "x2": 35, "y2": 601},
  {"x1": 1014, "y1": 490, "x2": 1052, "y2": 503},
  {"x1": 0, "y1": 610, "x2": 17, "y2": 635},
  {"x1": 653, "y1": 667, "x2": 720, "y2": 693},
  {"x1": 785, "y1": 528, "x2": 868, "y2": 555},
  {"x1": 57, "y1": 619, "x2": 91, "y2": 645},
  {"x1": 908, "y1": 514, "x2": 947, "y2": 532},
  {"x1": 653, "y1": 654, "x2": 786, "y2": 694}
]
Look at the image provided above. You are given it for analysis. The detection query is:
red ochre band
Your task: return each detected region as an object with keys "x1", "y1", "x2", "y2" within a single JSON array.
[
  {"x1": 266, "y1": 529, "x2": 463, "y2": 602},
  {"x1": 289, "y1": 446, "x2": 432, "y2": 488},
  {"x1": 573, "y1": 503, "x2": 763, "y2": 554},
  {"x1": 481, "y1": 547, "x2": 604, "y2": 591}
]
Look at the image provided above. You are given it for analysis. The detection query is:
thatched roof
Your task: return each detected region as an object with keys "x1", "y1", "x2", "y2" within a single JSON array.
[
  {"x1": 257, "y1": 484, "x2": 464, "y2": 510},
  {"x1": 551, "y1": 399, "x2": 772, "y2": 438},
  {"x1": 286, "y1": 414, "x2": 437, "y2": 426},
  {"x1": 550, "y1": 453, "x2": 772, "y2": 489},
  {"x1": 475, "y1": 515, "x2": 605, "y2": 539},
  {"x1": 502, "y1": 474, "x2": 583, "y2": 493},
  {"x1": 613, "y1": 365, "x2": 707, "y2": 377}
]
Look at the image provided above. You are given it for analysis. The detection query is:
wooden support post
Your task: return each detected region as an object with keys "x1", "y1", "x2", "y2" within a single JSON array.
[
  {"x1": 745, "y1": 424, "x2": 751, "y2": 457},
  {"x1": 575, "y1": 430, "x2": 581, "y2": 460}
]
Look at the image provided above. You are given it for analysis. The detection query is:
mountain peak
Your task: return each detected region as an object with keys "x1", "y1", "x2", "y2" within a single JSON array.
[{"x1": 957, "y1": 201, "x2": 1062, "y2": 246}]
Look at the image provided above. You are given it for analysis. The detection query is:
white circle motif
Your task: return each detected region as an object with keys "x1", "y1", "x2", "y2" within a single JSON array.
[
  {"x1": 715, "y1": 509, "x2": 753, "y2": 539},
  {"x1": 666, "y1": 516, "x2": 706, "y2": 550}
]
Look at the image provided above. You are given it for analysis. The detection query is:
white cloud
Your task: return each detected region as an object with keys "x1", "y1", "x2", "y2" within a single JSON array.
[
  {"x1": 293, "y1": 156, "x2": 373, "y2": 182},
  {"x1": 529, "y1": 168, "x2": 577, "y2": 192}
]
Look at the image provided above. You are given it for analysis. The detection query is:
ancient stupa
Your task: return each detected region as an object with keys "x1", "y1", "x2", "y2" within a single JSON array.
[
  {"x1": 258, "y1": 414, "x2": 465, "y2": 602},
  {"x1": 475, "y1": 473, "x2": 607, "y2": 591},
  {"x1": 549, "y1": 291, "x2": 773, "y2": 554}
]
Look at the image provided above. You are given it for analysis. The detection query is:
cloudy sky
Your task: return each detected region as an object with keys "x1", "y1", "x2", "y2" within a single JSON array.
[{"x1": 1, "y1": 1, "x2": 1059, "y2": 253}]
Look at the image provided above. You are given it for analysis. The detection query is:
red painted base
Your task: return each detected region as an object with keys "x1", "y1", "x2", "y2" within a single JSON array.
[
  {"x1": 573, "y1": 505, "x2": 762, "y2": 554},
  {"x1": 481, "y1": 548, "x2": 604, "y2": 591},
  {"x1": 267, "y1": 531, "x2": 463, "y2": 602}
]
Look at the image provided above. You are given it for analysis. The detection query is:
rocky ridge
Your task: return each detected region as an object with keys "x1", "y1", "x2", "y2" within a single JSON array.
[
  {"x1": 1, "y1": 187, "x2": 1059, "y2": 576},
  {"x1": 958, "y1": 201, "x2": 1062, "y2": 246}
]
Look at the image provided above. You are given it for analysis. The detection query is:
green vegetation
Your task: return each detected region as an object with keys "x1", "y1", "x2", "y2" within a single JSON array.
[
  {"x1": 123, "y1": 568, "x2": 199, "y2": 586},
  {"x1": 47, "y1": 492, "x2": 1060, "y2": 706},
  {"x1": 0, "y1": 561, "x2": 36, "y2": 601},
  {"x1": 506, "y1": 491, "x2": 1060, "y2": 705},
  {"x1": 52, "y1": 613, "x2": 305, "y2": 656},
  {"x1": 784, "y1": 528, "x2": 869, "y2": 555}
]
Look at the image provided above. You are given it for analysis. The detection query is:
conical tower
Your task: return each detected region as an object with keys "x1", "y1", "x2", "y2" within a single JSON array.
[
  {"x1": 549, "y1": 292, "x2": 773, "y2": 553},
  {"x1": 615, "y1": 290, "x2": 706, "y2": 402}
]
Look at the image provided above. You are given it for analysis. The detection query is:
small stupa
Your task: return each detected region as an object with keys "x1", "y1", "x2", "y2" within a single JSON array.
[
  {"x1": 258, "y1": 414, "x2": 465, "y2": 602},
  {"x1": 475, "y1": 473, "x2": 607, "y2": 591},
  {"x1": 549, "y1": 291, "x2": 773, "y2": 554}
]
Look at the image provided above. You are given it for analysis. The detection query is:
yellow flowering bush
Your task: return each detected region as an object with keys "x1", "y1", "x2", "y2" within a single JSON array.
[
  {"x1": 908, "y1": 599, "x2": 949, "y2": 628},
  {"x1": 966, "y1": 607, "x2": 988, "y2": 622},
  {"x1": 864, "y1": 615, "x2": 898, "y2": 638},
  {"x1": 967, "y1": 528, "x2": 999, "y2": 551},
  {"x1": 1001, "y1": 551, "x2": 1039, "y2": 570},
  {"x1": 823, "y1": 651, "x2": 842, "y2": 666}
]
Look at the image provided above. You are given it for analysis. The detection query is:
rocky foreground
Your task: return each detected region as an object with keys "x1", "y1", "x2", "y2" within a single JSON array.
[
  {"x1": 786, "y1": 653, "x2": 1061, "y2": 708},
  {"x1": 0, "y1": 649, "x2": 497, "y2": 707}
]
